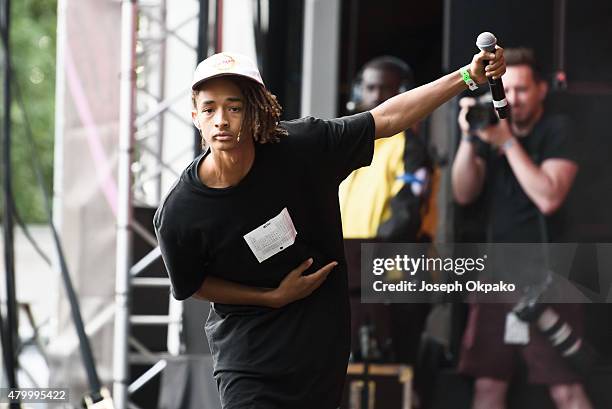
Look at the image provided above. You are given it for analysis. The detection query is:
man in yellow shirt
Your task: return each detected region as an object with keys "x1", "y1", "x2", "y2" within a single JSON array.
[
  {"x1": 341, "y1": 56, "x2": 431, "y2": 241},
  {"x1": 342, "y1": 56, "x2": 432, "y2": 366}
]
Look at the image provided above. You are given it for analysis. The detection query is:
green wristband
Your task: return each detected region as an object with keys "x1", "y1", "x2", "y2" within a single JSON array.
[{"x1": 460, "y1": 67, "x2": 478, "y2": 91}]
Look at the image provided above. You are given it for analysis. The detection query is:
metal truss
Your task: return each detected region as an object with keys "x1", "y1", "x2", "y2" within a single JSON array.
[{"x1": 113, "y1": 1, "x2": 201, "y2": 408}]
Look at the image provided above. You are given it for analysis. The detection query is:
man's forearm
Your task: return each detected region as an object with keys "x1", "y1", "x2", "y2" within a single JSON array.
[
  {"x1": 193, "y1": 276, "x2": 280, "y2": 307},
  {"x1": 452, "y1": 139, "x2": 484, "y2": 204},
  {"x1": 372, "y1": 69, "x2": 468, "y2": 139},
  {"x1": 504, "y1": 141, "x2": 575, "y2": 214}
]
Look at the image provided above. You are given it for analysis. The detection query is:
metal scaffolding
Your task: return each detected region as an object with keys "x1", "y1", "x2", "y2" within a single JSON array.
[{"x1": 113, "y1": 0, "x2": 202, "y2": 407}]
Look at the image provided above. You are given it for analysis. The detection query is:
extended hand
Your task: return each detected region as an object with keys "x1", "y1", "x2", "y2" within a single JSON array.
[
  {"x1": 469, "y1": 46, "x2": 506, "y2": 84},
  {"x1": 270, "y1": 258, "x2": 338, "y2": 308}
]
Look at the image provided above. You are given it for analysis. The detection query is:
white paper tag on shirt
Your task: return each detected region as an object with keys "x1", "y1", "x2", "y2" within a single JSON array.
[
  {"x1": 504, "y1": 312, "x2": 530, "y2": 345},
  {"x1": 243, "y1": 207, "x2": 298, "y2": 263}
]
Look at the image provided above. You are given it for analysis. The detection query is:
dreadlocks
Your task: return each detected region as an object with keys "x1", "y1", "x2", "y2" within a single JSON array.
[{"x1": 192, "y1": 77, "x2": 288, "y2": 148}]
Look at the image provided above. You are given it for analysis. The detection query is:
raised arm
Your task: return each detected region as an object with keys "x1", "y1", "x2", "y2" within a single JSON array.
[
  {"x1": 371, "y1": 47, "x2": 505, "y2": 139},
  {"x1": 452, "y1": 97, "x2": 486, "y2": 205}
]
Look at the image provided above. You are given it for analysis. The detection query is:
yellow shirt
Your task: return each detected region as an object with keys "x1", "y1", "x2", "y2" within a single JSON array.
[{"x1": 339, "y1": 132, "x2": 407, "y2": 238}]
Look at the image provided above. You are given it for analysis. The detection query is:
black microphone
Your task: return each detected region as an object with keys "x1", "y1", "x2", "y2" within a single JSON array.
[{"x1": 476, "y1": 32, "x2": 510, "y2": 119}]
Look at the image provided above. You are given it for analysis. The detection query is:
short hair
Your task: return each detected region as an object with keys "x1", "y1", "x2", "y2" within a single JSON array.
[
  {"x1": 504, "y1": 47, "x2": 543, "y2": 82},
  {"x1": 362, "y1": 55, "x2": 415, "y2": 89},
  {"x1": 192, "y1": 77, "x2": 288, "y2": 148}
]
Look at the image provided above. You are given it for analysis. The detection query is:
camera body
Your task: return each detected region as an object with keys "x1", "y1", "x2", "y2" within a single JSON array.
[{"x1": 465, "y1": 93, "x2": 500, "y2": 131}]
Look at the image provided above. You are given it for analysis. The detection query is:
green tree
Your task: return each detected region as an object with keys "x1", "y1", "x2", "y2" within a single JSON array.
[{"x1": 7, "y1": 0, "x2": 57, "y2": 223}]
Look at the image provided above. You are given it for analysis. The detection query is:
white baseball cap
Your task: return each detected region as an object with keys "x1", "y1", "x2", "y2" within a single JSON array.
[{"x1": 191, "y1": 52, "x2": 265, "y2": 90}]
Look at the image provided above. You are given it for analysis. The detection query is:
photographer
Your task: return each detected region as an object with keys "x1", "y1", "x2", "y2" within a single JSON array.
[{"x1": 451, "y1": 48, "x2": 592, "y2": 409}]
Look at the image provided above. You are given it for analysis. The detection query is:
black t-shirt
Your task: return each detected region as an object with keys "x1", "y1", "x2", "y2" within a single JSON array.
[
  {"x1": 475, "y1": 114, "x2": 576, "y2": 242},
  {"x1": 154, "y1": 112, "x2": 375, "y2": 408}
]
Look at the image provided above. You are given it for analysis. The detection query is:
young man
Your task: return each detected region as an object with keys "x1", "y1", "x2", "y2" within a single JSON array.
[
  {"x1": 452, "y1": 48, "x2": 592, "y2": 409},
  {"x1": 155, "y1": 49, "x2": 505, "y2": 408}
]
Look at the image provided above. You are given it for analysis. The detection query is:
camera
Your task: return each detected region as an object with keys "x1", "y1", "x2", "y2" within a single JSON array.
[
  {"x1": 465, "y1": 93, "x2": 500, "y2": 131},
  {"x1": 513, "y1": 275, "x2": 598, "y2": 375}
]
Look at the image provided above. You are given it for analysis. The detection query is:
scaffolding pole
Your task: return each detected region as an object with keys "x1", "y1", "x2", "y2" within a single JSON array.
[
  {"x1": 0, "y1": 0, "x2": 20, "y2": 404},
  {"x1": 112, "y1": 0, "x2": 203, "y2": 405},
  {"x1": 113, "y1": 0, "x2": 137, "y2": 408}
]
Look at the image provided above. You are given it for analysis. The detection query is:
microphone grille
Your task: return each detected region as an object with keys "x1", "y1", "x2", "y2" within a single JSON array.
[{"x1": 476, "y1": 32, "x2": 497, "y2": 52}]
